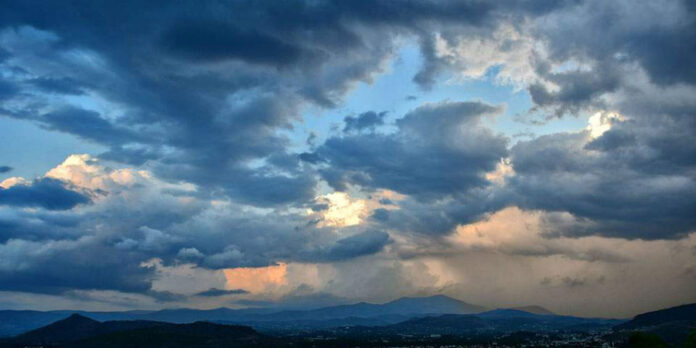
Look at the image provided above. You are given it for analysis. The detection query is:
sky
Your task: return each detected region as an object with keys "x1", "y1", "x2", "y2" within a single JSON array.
[{"x1": 0, "y1": 0, "x2": 695, "y2": 318}]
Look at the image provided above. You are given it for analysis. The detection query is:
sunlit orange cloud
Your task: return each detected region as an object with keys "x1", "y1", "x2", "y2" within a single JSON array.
[{"x1": 223, "y1": 263, "x2": 288, "y2": 293}]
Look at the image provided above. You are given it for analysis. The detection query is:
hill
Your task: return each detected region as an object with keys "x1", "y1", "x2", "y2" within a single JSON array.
[
  {"x1": 614, "y1": 303, "x2": 696, "y2": 346},
  {"x1": 247, "y1": 294, "x2": 485, "y2": 322},
  {"x1": 616, "y1": 303, "x2": 696, "y2": 330},
  {"x1": 0, "y1": 310, "x2": 73, "y2": 337},
  {"x1": 510, "y1": 305, "x2": 554, "y2": 315},
  {"x1": 327, "y1": 310, "x2": 624, "y2": 337},
  {"x1": 0, "y1": 295, "x2": 485, "y2": 336},
  {"x1": 0, "y1": 314, "x2": 266, "y2": 348}
]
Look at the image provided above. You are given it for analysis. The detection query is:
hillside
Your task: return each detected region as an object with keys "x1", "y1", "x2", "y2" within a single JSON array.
[
  {"x1": 616, "y1": 303, "x2": 696, "y2": 330},
  {"x1": 510, "y1": 305, "x2": 555, "y2": 315},
  {"x1": 614, "y1": 303, "x2": 696, "y2": 346},
  {"x1": 316, "y1": 310, "x2": 624, "y2": 337},
  {"x1": 0, "y1": 295, "x2": 485, "y2": 336},
  {"x1": 0, "y1": 314, "x2": 265, "y2": 348}
]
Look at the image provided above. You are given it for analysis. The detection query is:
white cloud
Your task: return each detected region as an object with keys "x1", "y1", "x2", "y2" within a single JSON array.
[{"x1": 586, "y1": 111, "x2": 624, "y2": 138}]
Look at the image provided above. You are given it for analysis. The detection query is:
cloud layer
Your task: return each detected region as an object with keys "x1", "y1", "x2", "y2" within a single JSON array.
[{"x1": 0, "y1": 0, "x2": 695, "y2": 316}]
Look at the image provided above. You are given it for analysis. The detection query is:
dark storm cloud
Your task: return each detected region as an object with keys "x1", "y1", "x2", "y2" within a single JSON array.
[
  {"x1": 371, "y1": 208, "x2": 390, "y2": 222},
  {"x1": 343, "y1": 111, "x2": 387, "y2": 133},
  {"x1": 315, "y1": 101, "x2": 507, "y2": 201},
  {"x1": 0, "y1": 79, "x2": 19, "y2": 100},
  {"x1": 510, "y1": 0, "x2": 696, "y2": 120},
  {"x1": 195, "y1": 288, "x2": 249, "y2": 297},
  {"x1": 161, "y1": 20, "x2": 305, "y2": 66},
  {"x1": 509, "y1": 122, "x2": 696, "y2": 240},
  {"x1": 538, "y1": 0, "x2": 696, "y2": 87},
  {"x1": 298, "y1": 152, "x2": 323, "y2": 164},
  {"x1": 28, "y1": 77, "x2": 86, "y2": 95},
  {"x1": 384, "y1": 188, "x2": 512, "y2": 236},
  {"x1": 0, "y1": 209, "x2": 83, "y2": 243},
  {"x1": 495, "y1": 0, "x2": 696, "y2": 240},
  {"x1": 528, "y1": 63, "x2": 622, "y2": 116},
  {"x1": 225, "y1": 169, "x2": 317, "y2": 207},
  {"x1": 303, "y1": 230, "x2": 391, "y2": 262},
  {"x1": 40, "y1": 107, "x2": 143, "y2": 146},
  {"x1": 0, "y1": 47, "x2": 10, "y2": 62},
  {"x1": 0, "y1": 237, "x2": 154, "y2": 294},
  {"x1": 0, "y1": 178, "x2": 89, "y2": 210}
]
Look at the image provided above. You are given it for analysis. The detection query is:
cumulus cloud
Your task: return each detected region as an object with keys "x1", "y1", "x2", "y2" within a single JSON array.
[
  {"x1": 509, "y1": 115, "x2": 696, "y2": 239},
  {"x1": 0, "y1": 155, "x2": 390, "y2": 297},
  {"x1": 315, "y1": 101, "x2": 507, "y2": 200}
]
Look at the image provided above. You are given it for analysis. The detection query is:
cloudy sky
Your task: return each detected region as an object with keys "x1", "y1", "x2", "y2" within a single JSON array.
[{"x1": 0, "y1": 0, "x2": 695, "y2": 318}]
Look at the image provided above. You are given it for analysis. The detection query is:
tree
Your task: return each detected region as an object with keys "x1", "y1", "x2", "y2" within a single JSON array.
[{"x1": 629, "y1": 332, "x2": 668, "y2": 348}]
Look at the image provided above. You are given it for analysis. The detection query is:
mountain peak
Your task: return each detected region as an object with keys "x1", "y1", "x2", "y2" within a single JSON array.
[
  {"x1": 383, "y1": 294, "x2": 487, "y2": 314},
  {"x1": 65, "y1": 313, "x2": 99, "y2": 322},
  {"x1": 43, "y1": 313, "x2": 100, "y2": 328},
  {"x1": 510, "y1": 305, "x2": 555, "y2": 315},
  {"x1": 11, "y1": 313, "x2": 103, "y2": 345},
  {"x1": 388, "y1": 294, "x2": 465, "y2": 304}
]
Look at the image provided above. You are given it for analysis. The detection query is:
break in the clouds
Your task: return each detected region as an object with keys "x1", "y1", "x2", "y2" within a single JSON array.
[{"x1": 0, "y1": 0, "x2": 695, "y2": 317}]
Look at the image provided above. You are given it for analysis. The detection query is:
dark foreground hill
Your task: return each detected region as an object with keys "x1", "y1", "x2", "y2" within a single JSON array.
[
  {"x1": 0, "y1": 314, "x2": 269, "y2": 348},
  {"x1": 614, "y1": 303, "x2": 696, "y2": 346},
  {"x1": 325, "y1": 309, "x2": 624, "y2": 337},
  {"x1": 616, "y1": 303, "x2": 696, "y2": 330}
]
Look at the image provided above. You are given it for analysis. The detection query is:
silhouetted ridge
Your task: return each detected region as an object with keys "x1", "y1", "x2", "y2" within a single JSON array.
[
  {"x1": 332, "y1": 311, "x2": 625, "y2": 337},
  {"x1": 10, "y1": 313, "x2": 102, "y2": 344},
  {"x1": 616, "y1": 303, "x2": 696, "y2": 330},
  {"x1": 1, "y1": 316, "x2": 264, "y2": 348},
  {"x1": 613, "y1": 303, "x2": 696, "y2": 346}
]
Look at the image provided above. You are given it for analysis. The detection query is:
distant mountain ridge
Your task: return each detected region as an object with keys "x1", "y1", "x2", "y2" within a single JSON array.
[
  {"x1": 0, "y1": 295, "x2": 590, "y2": 337},
  {"x1": 0, "y1": 295, "x2": 486, "y2": 336},
  {"x1": 510, "y1": 305, "x2": 554, "y2": 315},
  {"x1": 4, "y1": 301, "x2": 695, "y2": 347},
  {"x1": 248, "y1": 294, "x2": 487, "y2": 321},
  {"x1": 330, "y1": 309, "x2": 625, "y2": 337}
]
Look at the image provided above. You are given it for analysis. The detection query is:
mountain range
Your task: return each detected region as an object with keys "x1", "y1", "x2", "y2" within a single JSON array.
[
  {"x1": 326, "y1": 309, "x2": 624, "y2": 337},
  {"x1": 1, "y1": 298, "x2": 695, "y2": 347},
  {"x1": 0, "y1": 295, "x2": 486, "y2": 336}
]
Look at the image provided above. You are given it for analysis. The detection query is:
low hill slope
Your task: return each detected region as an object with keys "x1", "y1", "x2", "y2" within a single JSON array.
[{"x1": 0, "y1": 314, "x2": 265, "y2": 348}]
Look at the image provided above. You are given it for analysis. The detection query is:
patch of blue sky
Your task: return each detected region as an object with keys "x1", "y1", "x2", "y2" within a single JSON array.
[
  {"x1": 0, "y1": 116, "x2": 106, "y2": 180},
  {"x1": 290, "y1": 43, "x2": 590, "y2": 153}
]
